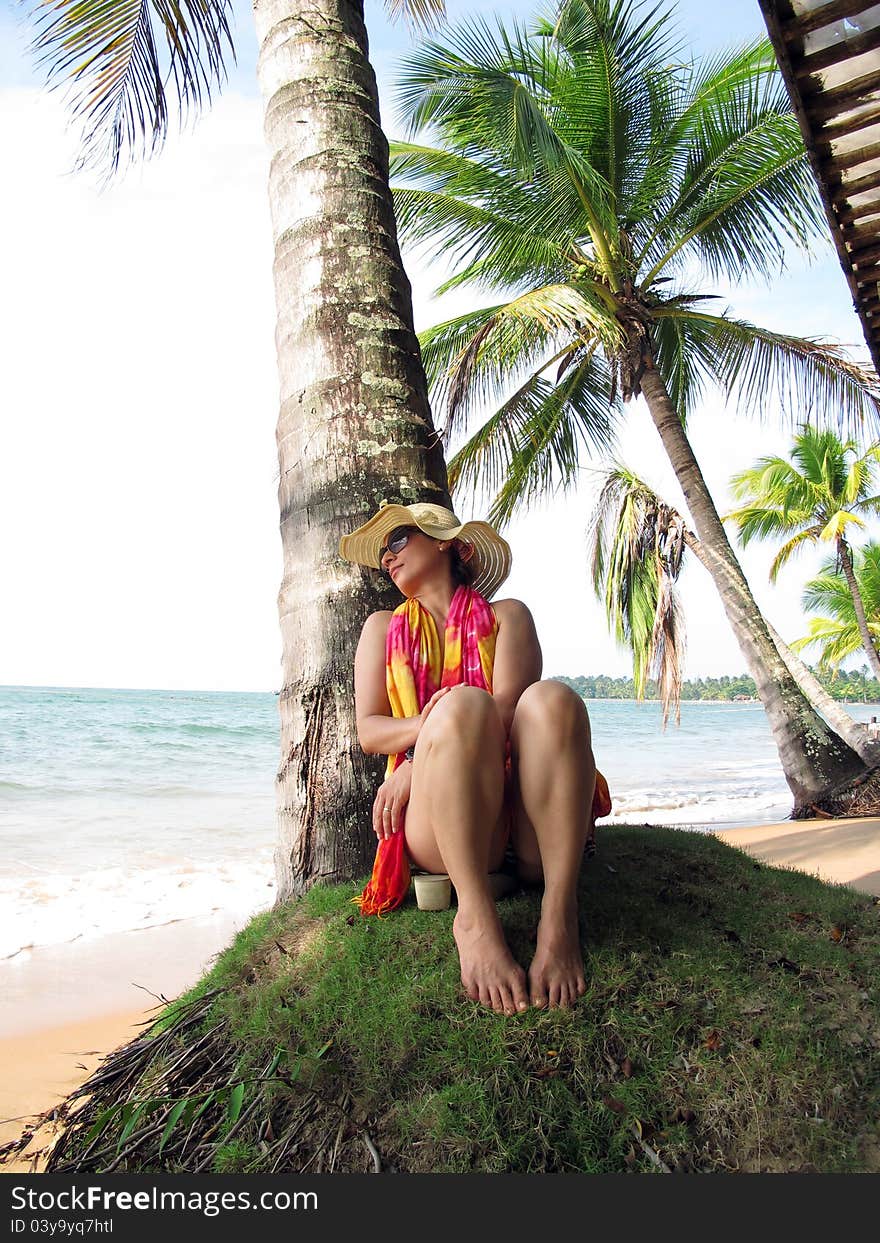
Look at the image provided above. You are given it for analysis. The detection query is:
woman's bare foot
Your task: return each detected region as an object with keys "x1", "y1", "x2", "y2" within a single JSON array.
[
  {"x1": 453, "y1": 907, "x2": 529, "y2": 1016},
  {"x1": 528, "y1": 901, "x2": 586, "y2": 1009}
]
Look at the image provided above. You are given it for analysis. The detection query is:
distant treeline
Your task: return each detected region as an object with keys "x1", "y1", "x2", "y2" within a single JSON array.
[{"x1": 554, "y1": 670, "x2": 880, "y2": 703}]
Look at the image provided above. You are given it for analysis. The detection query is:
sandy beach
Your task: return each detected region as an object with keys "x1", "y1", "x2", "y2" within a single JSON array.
[
  {"x1": 3, "y1": 815, "x2": 879, "y2": 1172},
  {"x1": 0, "y1": 911, "x2": 247, "y2": 1169},
  {"x1": 714, "y1": 814, "x2": 880, "y2": 898}
]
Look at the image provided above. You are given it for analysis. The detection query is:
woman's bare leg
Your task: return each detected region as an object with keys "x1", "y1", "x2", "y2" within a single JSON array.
[
  {"x1": 509, "y1": 681, "x2": 595, "y2": 1009},
  {"x1": 405, "y1": 686, "x2": 529, "y2": 1016}
]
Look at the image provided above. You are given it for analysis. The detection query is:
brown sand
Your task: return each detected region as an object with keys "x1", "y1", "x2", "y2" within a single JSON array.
[
  {"x1": 714, "y1": 814, "x2": 880, "y2": 897},
  {"x1": 0, "y1": 1011, "x2": 146, "y2": 1168},
  {"x1": 0, "y1": 911, "x2": 249, "y2": 1170}
]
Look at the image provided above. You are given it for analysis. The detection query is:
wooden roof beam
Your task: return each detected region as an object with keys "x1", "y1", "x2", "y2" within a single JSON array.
[
  {"x1": 782, "y1": 0, "x2": 880, "y2": 42},
  {"x1": 760, "y1": 0, "x2": 880, "y2": 375},
  {"x1": 795, "y1": 25, "x2": 880, "y2": 78},
  {"x1": 831, "y1": 172, "x2": 880, "y2": 206},
  {"x1": 820, "y1": 102, "x2": 880, "y2": 139},
  {"x1": 818, "y1": 138, "x2": 880, "y2": 171},
  {"x1": 805, "y1": 66, "x2": 880, "y2": 110},
  {"x1": 836, "y1": 200, "x2": 880, "y2": 224}
]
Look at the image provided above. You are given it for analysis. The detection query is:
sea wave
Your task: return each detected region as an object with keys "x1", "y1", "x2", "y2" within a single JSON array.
[
  {"x1": 608, "y1": 787, "x2": 790, "y2": 827},
  {"x1": 1, "y1": 853, "x2": 276, "y2": 960}
]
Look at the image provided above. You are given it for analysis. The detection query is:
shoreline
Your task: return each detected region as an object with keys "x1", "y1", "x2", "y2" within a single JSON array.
[
  {"x1": 3, "y1": 814, "x2": 878, "y2": 1172},
  {"x1": 0, "y1": 911, "x2": 250, "y2": 1170}
]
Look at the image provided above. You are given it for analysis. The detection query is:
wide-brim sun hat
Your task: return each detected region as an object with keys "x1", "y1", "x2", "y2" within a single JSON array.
[{"x1": 339, "y1": 501, "x2": 512, "y2": 600}]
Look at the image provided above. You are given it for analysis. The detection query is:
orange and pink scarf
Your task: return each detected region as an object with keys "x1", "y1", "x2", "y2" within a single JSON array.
[{"x1": 355, "y1": 585, "x2": 612, "y2": 916}]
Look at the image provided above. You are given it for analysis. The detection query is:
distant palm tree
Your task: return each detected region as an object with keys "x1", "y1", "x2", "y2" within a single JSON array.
[
  {"x1": 389, "y1": 0, "x2": 880, "y2": 809},
  {"x1": 793, "y1": 545, "x2": 880, "y2": 676},
  {"x1": 590, "y1": 466, "x2": 880, "y2": 759},
  {"x1": 26, "y1": 0, "x2": 451, "y2": 896},
  {"x1": 728, "y1": 426, "x2": 880, "y2": 679}
]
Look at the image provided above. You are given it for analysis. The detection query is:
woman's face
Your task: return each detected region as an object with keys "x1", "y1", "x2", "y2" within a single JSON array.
[{"x1": 380, "y1": 527, "x2": 447, "y2": 594}]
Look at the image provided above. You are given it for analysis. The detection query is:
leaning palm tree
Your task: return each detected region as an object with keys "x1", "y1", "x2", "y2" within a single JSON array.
[
  {"x1": 793, "y1": 545, "x2": 880, "y2": 677},
  {"x1": 591, "y1": 466, "x2": 880, "y2": 761},
  {"x1": 727, "y1": 426, "x2": 880, "y2": 679},
  {"x1": 389, "y1": 0, "x2": 880, "y2": 810},
  {"x1": 27, "y1": 0, "x2": 452, "y2": 896}
]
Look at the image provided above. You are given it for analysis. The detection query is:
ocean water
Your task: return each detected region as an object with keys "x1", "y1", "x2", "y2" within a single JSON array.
[{"x1": 3, "y1": 684, "x2": 879, "y2": 960}]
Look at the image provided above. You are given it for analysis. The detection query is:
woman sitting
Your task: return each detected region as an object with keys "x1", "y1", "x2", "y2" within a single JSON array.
[{"x1": 339, "y1": 501, "x2": 606, "y2": 1016}]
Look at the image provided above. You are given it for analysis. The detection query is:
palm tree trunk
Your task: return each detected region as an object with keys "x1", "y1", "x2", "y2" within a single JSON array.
[
  {"x1": 836, "y1": 538, "x2": 880, "y2": 680},
  {"x1": 254, "y1": 0, "x2": 450, "y2": 900},
  {"x1": 639, "y1": 357, "x2": 865, "y2": 808},
  {"x1": 680, "y1": 529, "x2": 879, "y2": 761}
]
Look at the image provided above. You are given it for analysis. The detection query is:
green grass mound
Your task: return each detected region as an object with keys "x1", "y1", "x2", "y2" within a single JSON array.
[{"x1": 37, "y1": 826, "x2": 880, "y2": 1173}]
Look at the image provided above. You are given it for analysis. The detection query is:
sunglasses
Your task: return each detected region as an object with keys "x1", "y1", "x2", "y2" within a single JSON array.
[{"x1": 379, "y1": 527, "x2": 417, "y2": 561}]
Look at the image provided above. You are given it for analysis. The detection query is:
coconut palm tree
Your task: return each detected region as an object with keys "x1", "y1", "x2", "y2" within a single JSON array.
[
  {"x1": 727, "y1": 426, "x2": 880, "y2": 679},
  {"x1": 388, "y1": 0, "x2": 880, "y2": 810},
  {"x1": 28, "y1": 0, "x2": 452, "y2": 896},
  {"x1": 590, "y1": 466, "x2": 880, "y2": 760},
  {"x1": 793, "y1": 545, "x2": 880, "y2": 677}
]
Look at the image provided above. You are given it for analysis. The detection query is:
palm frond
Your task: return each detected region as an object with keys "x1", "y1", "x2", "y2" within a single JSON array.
[
  {"x1": 654, "y1": 310, "x2": 880, "y2": 433},
  {"x1": 632, "y1": 38, "x2": 779, "y2": 266},
  {"x1": 638, "y1": 53, "x2": 824, "y2": 285},
  {"x1": 393, "y1": 11, "x2": 620, "y2": 273},
  {"x1": 385, "y1": 0, "x2": 447, "y2": 34},
  {"x1": 587, "y1": 461, "x2": 687, "y2": 725},
  {"x1": 448, "y1": 351, "x2": 617, "y2": 525},
  {"x1": 31, "y1": 0, "x2": 235, "y2": 175},
  {"x1": 421, "y1": 284, "x2": 620, "y2": 435},
  {"x1": 768, "y1": 528, "x2": 823, "y2": 581}
]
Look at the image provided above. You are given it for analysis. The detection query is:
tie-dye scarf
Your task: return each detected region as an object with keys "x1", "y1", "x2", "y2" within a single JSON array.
[{"x1": 355, "y1": 586, "x2": 498, "y2": 916}]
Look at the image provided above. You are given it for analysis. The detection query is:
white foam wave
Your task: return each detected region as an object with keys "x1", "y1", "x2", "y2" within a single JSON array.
[
  {"x1": 2, "y1": 851, "x2": 276, "y2": 960},
  {"x1": 608, "y1": 786, "x2": 790, "y2": 827}
]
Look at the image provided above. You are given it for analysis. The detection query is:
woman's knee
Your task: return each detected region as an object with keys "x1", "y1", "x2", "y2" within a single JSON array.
[
  {"x1": 418, "y1": 685, "x2": 505, "y2": 751},
  {"x1": 512, "y1": 680, "x2": 590, "y2": 742}
]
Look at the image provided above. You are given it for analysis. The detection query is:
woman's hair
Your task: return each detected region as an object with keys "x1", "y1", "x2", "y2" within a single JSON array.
[{"x1": 449, "y1": 541, "x2": 476, "y2": 587}]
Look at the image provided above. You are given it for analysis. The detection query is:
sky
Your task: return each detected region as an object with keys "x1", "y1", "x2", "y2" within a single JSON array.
[{"x1": 1, "y1": 0, "x2": 878, "y2": 692}]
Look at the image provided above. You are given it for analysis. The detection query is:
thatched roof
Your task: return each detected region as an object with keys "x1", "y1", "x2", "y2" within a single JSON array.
[{"x1": 759, "y1": 1, "x2": 880, "y2": 373}]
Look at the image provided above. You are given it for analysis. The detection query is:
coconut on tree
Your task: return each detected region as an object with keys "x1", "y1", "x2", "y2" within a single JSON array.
[
  {"x1": 26, "y1": 0, "x2": 453, "y2": 895},
  {"x1": 388, "y1": 0, "x2": 880, "y2": 811},
  {"x1": 727, "y1": 426, "x2": 880, "y2": 679},
  {"x1": 589, "y1": 465, "x2": 880, "y2": 761}
]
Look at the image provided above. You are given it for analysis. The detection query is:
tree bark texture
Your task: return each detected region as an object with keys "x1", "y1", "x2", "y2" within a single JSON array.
[
  {"x1": 253, "y1": 0, "x2": 450, "y2": 900},
  {"x1": 836, "y1": 537, "x2": 880, "y2": 681},
  {"x1": 639, "y1": 359, "x2": 865, "y2": 808}
]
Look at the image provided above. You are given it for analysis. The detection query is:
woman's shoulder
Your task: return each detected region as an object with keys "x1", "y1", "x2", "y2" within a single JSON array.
[
  {"x1": 491, "y1": 597, "x2": 533, "y2": 624},
  {"x1": 361, "y1": 609, "x2": 395, "y2": 633}
]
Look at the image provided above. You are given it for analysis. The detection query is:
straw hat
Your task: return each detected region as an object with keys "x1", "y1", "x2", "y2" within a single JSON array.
[{"x1": 339, "y1": 501, "x2": 512, "y2": 600}]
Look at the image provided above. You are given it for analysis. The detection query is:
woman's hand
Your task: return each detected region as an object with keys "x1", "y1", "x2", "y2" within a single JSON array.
[
  {"x1": 418, "y1": 685, "x2": 452, "y2": 731},
  {"x1": 372, "y1": 761, "x2": 413, "y2": 840}
]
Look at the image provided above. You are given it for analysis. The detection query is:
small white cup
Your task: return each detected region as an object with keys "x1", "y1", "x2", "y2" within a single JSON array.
[{"x1": 413, "y1": 873, "x2": 452, "y2": 911}]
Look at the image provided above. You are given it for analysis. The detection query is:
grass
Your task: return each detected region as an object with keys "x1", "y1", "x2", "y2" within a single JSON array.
[{"x1": 23, "y1": 825, "x2": 880, "y2": 1174}]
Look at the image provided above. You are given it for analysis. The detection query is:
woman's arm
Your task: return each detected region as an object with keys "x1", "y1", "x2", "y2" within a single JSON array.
[
  {"x1": 354, "y1": 611, "x2": 418, "y2": 755},
  {"x1": 491, "y1": 599, "x2": 543, "y2": 737},
  {"x1": 354, "y1": 612, "x2": 450, "y2": 756}
]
